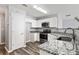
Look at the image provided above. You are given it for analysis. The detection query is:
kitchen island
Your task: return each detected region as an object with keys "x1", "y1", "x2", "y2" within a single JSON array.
[{"x1": 39, "y1": 33, "x2": 76, "y2": 55}]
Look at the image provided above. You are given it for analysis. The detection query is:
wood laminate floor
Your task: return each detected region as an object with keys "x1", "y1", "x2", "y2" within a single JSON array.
[
  {"x1": 0, "y1": 44, "x2": 7, "y2": 55},
  {"x1": 10, "y1": 41, "x2": 40, "y2": 55}
]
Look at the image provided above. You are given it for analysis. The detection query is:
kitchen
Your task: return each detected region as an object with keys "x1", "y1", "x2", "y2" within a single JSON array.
[{"x1": 0, "y1": 4, "x2": 79, "y2": 55}]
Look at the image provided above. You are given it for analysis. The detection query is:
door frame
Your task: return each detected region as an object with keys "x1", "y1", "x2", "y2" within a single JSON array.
[{"x1": 24, "y1": 22, "x2": 32, "y2": 44}]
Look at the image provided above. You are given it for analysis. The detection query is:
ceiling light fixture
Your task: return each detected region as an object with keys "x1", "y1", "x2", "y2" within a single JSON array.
[{"x1": 33, "y1": 5, "x2": 47, "y2": 14}]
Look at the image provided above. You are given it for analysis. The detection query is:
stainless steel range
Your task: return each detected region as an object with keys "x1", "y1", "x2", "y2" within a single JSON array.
[{"x1": 40, "y1": 22, "x2": 51, "y2": 44}]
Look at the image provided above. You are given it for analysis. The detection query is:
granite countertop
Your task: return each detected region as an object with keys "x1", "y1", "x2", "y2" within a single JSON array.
[
  {"x1": 38, "y1": 42, "x2": 58, "y2": 55},
  {"x1": 39, "y1": 40, "x2": 76, "y2": 55}
]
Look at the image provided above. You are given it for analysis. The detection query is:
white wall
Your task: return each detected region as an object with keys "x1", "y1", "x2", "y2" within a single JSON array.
[
  {"x1": 0, "y1": 14, "x2": 5, "y2": 43},
  {"x1": 58, "y1": 5, "x2": 79, "y2": 28},
  {"x1": 7, "y1": 5, "x2": 27, "y2": 51},
  {"x1": 63, "y1": 19, "x2": 79, "y2": 28},
  {"x1": 61, "y1": 9, "x2": 79, "y2": 28},
  {"x1": 5, "y1": 6, "x2": 10, "y2": 50},
  {"x1": 0, "y1": 15, "x2": 3, "y2": 43}
]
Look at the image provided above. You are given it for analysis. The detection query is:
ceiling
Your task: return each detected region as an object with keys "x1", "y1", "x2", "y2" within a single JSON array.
[{"x1": 26, "y1": 4, "x2": 79, "y2": 19}]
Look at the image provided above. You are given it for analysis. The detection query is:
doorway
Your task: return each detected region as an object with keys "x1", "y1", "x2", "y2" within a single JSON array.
[
  {"x1": 25, "y1": 22, "x2": 33, "y2": 43},
  {"x1": 0, "y1": 13, "x2": 5, "y2": 44}
]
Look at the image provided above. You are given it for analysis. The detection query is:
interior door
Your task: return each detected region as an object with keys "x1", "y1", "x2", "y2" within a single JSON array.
[
  {"x1": 12, "y1": 11, "x2": 25, "y2": 50},
  {"x1": 25, "y1": 22, "x2": 33, "y2": 43}
]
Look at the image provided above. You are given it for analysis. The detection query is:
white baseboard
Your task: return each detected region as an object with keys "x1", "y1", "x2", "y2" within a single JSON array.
[
  {"x1": 5, "y1": 44, "x2": 26, "y2": 54},
  {"x1": 5, "y1": 47, "x2": 13, "y2": 53}
]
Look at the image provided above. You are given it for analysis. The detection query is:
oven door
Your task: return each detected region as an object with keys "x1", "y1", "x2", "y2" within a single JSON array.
[{"x1": 40, "y1": 33, "x2": 48, "y2": 44}]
